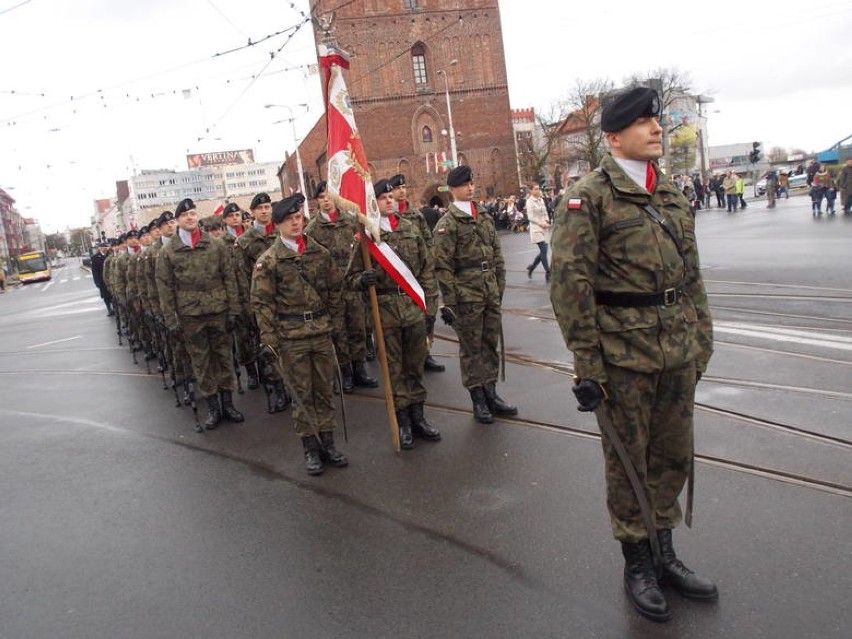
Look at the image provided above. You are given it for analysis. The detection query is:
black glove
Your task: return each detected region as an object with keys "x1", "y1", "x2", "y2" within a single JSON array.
[
  {"x1": 439, "y1": 306, "x2": 455, "y2": 326},
  {"x1": 226, "y1": 313, "x2": 239, "y2": 332},
  {"x1": 572, "y1": 378, "x2": 605, "y2": 412},
  {"x1": 425, "y1": 314, "x2": 436, "y2": 334},
  {"x1": 257, "y1": 344, "x2": 277, "y2": 367},
  {"x1": 360, "y1": 269, "x2": 377, "y2": 289}
]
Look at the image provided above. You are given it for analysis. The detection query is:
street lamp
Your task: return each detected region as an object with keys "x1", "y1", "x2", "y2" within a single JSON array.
[
  {"x1": 436, "y1": 60, "x2": 459, "y2": 168},
  {"x1": 696, "y1": 95, "x2": 715, "y2": 179},
  {"x1": 264, "y1": 103, "x2": 309, "y2": 197}
]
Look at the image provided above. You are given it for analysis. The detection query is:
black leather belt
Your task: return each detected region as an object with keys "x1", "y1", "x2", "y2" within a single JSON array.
[
  {"x1": 375, "y1": 286, "x2": 408, "y2": 296},
  {"x1": 276, "y1": 309, "x2": 327, "y2": 321},
  {"x1": 595, "y1": 287, "x2": 683, "y2": 307},
  {"x1": 455, "y1": 261, "x2": 492, "y2": 273}
]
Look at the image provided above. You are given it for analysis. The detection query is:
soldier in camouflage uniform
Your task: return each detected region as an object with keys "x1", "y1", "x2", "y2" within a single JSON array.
[
  {"x1": 220, "y1": 202, "x2": 257, "y2": 389},
  {"x1": 389, "y1": 173, "x2": 445, "y2": 373},
  {"x1": 156, "y1": 198, "x2": 244, "y2": 430},
  {"x1": 133, "y1": 224, "x2": 157, "y2": 363},
  {"x1": 153, "y1": 211, "x2": 193, "y2": 403},
  {"x1": 549, "y1": 87, "x2": 717, "y2": 622},
  {"x1": 252, "y1": 194, "x2": 348, "y2": 475},
  {"x1": 235, "y1": 192, "x2": 290, "y2": 411},
  {"x1": 432, "y1": 165, "x2": 518, "y2": 424},
  {"x1": 114, "y1": 230, "x2": 141, "y2": 351},
  {"x1": 305, "y1": 181, "x2": 377, "y2": 393},
  {"x1": 345, "y1": 179, "x2": 441, "y2": 450}
]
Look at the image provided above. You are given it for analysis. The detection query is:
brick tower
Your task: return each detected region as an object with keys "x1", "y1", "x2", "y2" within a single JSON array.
[{"x1": 288, "y1": 0, "x2": 517, "y2": 206}]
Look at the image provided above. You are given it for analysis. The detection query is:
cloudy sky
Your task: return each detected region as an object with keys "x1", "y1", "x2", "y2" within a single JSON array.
[{"x1": 1, "y1": 0, "x2": 850, "y2": 232}]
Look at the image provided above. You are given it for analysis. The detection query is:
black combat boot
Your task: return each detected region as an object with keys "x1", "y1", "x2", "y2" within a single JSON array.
[
  {"x1": 657, "y1": 529, "x2": 718, "y2": 600},
  {"x1": 272, "y1": 381, "x2": 291, "y2": 412},
  {"x1": 246, "y1": 363, "x2": 259, "y2": 390},
  {"x1": 469, "y1": 387, "x2": 493, "y2": 424},
  {"x1": 340, "y1": 363, "x2": 355, "y2": 394},
  {"x1": 219, "y1": 390, "x2": 244, "y2": 423},
  {"x1": 396, "y1": 408, "x2": 415, "y2": 450},
  {"x1": 621, "y1": 540, "x2": 671, "y2": 622},
  {"x1": 302, "y1": 437, "x2": 324, "y2": 475},
  {"x1": 204, "y1": 395, "x2": 222, "y2": 430},
  {"x1": 409, "y1": 402, "x2": 441, "y2": 441},
  {"x1": 352, "y1": 361, "x2": 378, "y2": 388},
  {"x1": 424, "y1": 354, "x2": 445, "y2": 372},
  {"x1": 319, "y1": 431, "x2": 349, "y2": 468},
  {"x1": 484, "y1": 382, "x2": 518, "y2": 416}
]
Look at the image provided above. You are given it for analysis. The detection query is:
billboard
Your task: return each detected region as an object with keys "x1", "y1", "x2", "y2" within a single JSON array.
[{"x1": 186, "y1": 149, "x2": 255, "y2": 168}]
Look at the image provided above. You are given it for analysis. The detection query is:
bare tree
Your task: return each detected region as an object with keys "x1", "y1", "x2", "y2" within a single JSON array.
[
  {"x1": 767, "y1": 146, "x2": 788, "y2": 163},
  {"x1": 516, "y1": 102, "x2": 571, "y2": 187},
  {"x1": 552, "y1": 77, "x2": 614, "y2": 184}
]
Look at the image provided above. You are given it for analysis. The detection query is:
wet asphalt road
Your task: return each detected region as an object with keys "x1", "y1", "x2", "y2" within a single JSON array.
[{"x1": 1, "y1": 194, "x2": 850, "y2": 638}]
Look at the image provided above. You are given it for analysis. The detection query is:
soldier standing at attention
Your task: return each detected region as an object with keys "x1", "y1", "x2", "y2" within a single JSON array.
[
  {"x1": 156, "y1": 198, "x2": 244, "y2": 430},
  {"x1": 221, "y1": 202, "x2": 257, "y2": 388},
  {"x1": 432, "y1": 165, "x2": 517, "y2": 424},
  {"x1": 235, "y1": 193, "x2": 290, "y2": 411},
  {"x1": 549, "y1": 87, "x2": 717, "y2": 622},
  {"x1": 305, "y1": 181, "x2": 377, "y2": 393},
  {"x1": 345, "y1": 179, "x2": 441, "y2": 450},
  {"x1": 90, "y1": 241, "x2": 114, "y2": 316},
  {"x1": 389, "y1": 173, "x2": 445, "y2": 373},
  {"x1": 252, "y1": 194, "x2": 348, "y2": 475}
]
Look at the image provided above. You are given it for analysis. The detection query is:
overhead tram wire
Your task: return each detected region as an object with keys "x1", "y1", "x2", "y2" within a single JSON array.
[{"x1": 0, "y1": 20, "x2": 307, "y2": 127}]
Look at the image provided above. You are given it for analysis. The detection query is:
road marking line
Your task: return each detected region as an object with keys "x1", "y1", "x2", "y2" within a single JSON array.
[
  {"x1": 26, "y1": 335, "x2": 83, "y2": 349},
  {"x1": 41, "y1": 281, "x2": 55, "y2": 292},
  {"x1": 73, "y1": 276, "x2": 80, "y2": 281}
]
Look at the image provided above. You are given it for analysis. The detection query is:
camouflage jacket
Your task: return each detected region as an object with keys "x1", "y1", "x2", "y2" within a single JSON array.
[
  {"x1": 113, "y1": 251, "x2": 131, "y2": 305},
  {"x1": 234, "y1": 224, "x2": 276, "y2": 307},
  {"x1": 132, "y1": 249, "x2": 151, "y2": 311},
  {"x1": 102, "y1": 254, "x2": 115, "y2": 296},
  {"x1": 156, "y1": 231, "x2": 239, "y2": 325},
  {"x1": 143, "y1": 240, "x2": 163, "y2": 315},
  {"x1": 251, "y1": 235, "x2": 344, "y2": 347},
  {"x1": 432, "y1": 202, "x2": 506, "y2": 307},
  {"x1": 549, "y1": 153, "x2": 713, "y2": 383},
  {"x1": 304, "y1": 211, "x2": 358, "y2": 273},
  {"x1": 344, "y1": 215, "x2": 438, "y2": 327}
]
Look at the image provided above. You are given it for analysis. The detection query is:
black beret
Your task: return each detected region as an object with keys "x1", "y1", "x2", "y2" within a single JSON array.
[
  {"x1": 175, "y1": 198, "x2": 196, "y2": 217},
  {"x1": 117, "y1": 233, "x2": 127, "y2": 243},
  {"x1": 600, "y1": 87, "x2": 662, "y2": 133},
  {"x1": 126, "y1": 229, "x2": 139, "y2": 239},
  {"x1": 250, "y1": 192, "x2": 271, "y2": 210},
  {"x1": 314, "y1": 181, "x2": 328, "y2": 199},
  {"x1": 98, "y1": 241, "x2": 109, "y2": 248},
  {"x1": 447, "y1": 165, "x2": 473, "y2": 187},
  {"x1": 388, "y1": 173, "x2": 406, "y2": 188},
  {"x1": 157, "y1": 211, "x2": 175, "y2": 226},
  {"x1": 271, "y1": 193, "x2": 306, "y2": 224},
  {"x1": 108, "y1": 238, "x2": 119, "y2": 246},
  {"x1": 241, "y1": 211, "x2": 252, "y2": 221},
  {"x1": 222, "y1": 202, "x2": 241, "y2": 217},
  {"x1": 203, "y1": 216, "x2": 224, "y2": 230},
  {"x1": 373, "y1": 179, "x2": 393, "y2": 198},
  {"x1": 138, "y1": 224, "x2": 151, "y2": 235}
]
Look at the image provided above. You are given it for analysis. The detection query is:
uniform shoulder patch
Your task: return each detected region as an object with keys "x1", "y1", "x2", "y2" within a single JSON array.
[
  {"x1": 567, "y1": 198, "x2": 583, "y2": 210},
  {"x1": 254, "y1": 262, "x2": 264, "y2": 270},
  {"x1": 437, "y1": 227, "x2": 447, "y2": 235}
]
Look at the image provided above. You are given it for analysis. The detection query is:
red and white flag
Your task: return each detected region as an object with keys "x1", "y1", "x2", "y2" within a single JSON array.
[{"x1": 319, "y1": 47, "x2": 425, "y2": 312}]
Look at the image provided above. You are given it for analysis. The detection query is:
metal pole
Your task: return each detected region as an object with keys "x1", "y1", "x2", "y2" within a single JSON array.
[{"x1": 440, "y1": 69, "x2": 458, "y2": 167}]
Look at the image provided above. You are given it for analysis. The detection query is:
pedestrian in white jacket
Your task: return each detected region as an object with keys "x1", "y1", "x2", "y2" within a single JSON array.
[{"x1": 525, "y1": 183, "x2": 552, "y2": 282}]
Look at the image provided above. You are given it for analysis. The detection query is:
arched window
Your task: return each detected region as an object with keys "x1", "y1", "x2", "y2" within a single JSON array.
[
  {"x1": 411, "y1": 43, "x2": 428, "y2": 85},
  {"x1": 422, "y1": 126, "x2": 433, "y2": 143}
]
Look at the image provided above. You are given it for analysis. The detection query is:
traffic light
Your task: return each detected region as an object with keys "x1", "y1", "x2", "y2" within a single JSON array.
[{"x1": 749, "y1": 141, "x2": 761, "y2": 164}]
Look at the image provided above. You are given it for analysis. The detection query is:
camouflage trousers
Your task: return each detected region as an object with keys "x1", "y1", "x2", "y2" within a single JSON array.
[
  {"x1": 277, "y1": 333, "x2": 337, "y2": 438},
  {"x1": 332, "y1": 290, "x2": 367, "y2": 364},
  {"x1": 383, "y1": 319, "x2": 428, "y2": 410},
  {"x1": 595, "y1": 363, "x2": 695, "y2": 542},
  {"x1": 453, "y1": 300, "x2": 501, "y2": 389},
  {"x1": 170, "y1": 332, "x2": 192, "y2": 385},
  {"x1": 180, "y1": 313, "x2": 236, "y2": 397},
  {"x1": 233, "y1": 313, "x2": 256, "y2": 366}
]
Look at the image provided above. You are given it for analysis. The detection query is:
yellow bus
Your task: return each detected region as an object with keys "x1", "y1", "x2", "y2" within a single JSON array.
[{"x1": 16, "y1": 251, "x2": 52, "y2": 284}]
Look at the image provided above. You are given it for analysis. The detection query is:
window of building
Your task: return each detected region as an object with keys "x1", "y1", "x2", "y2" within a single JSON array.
[
  {"x1": 422, "y1": 126, "x2": 433, "y2": 143},
  {"x1": 404, "y1": 0, "x2": 418, "y2": 8},
  {"x1": 411, "y1": 44, "x2": 427, "y2": 84}
]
